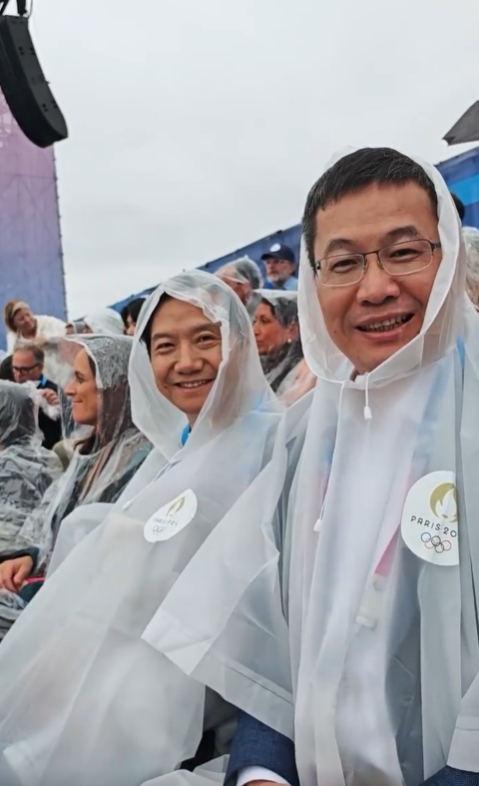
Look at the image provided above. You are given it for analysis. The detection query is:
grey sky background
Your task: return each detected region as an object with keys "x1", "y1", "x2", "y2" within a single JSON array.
[{"x1": 33, "y1": 0, "x2": 479, "y2": 317}]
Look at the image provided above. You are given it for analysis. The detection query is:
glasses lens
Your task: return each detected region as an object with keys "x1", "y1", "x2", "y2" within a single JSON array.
[
  {"x1": 380, "y1": 240, "x2": 433, "y2": 275},
  {"x1": 318, "y1": 254, "x2": 364, "y2": 286}
]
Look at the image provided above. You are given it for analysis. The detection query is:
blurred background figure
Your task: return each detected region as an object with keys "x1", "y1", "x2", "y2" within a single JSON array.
[
  {"x1": 11, "y1": 345, "x2": 62, "y2": 450},
  {"x1": 83, "y1": 308, "x2": 124, "y2": 335},
  {"x1": 65, "y1": 320, "x2": 88, "y2": 335},
  {"x1": 216, "y1": 256, "x2": 263, "y2": 318},
  {"x1": 0, "y1": 382, "x2": 61, "y2": 560},
  {"x1": 4, "y1": 300, "x2": 66, "y2": 356},
  {"x1": 261, "y1": 243, "x2": 298, "y2": 290},
  {"x1": 121, "y1": 298, "x2": 146, "y2": 336},
  {"x1": 0, "y1": 356, "x2": 13, "y2": 382},
  {"x1": 463, "y1": 226, "x2": 479, "y2": 309},
  {"x1": 253, "y1": 290, "x2": 314, "y2": 404}
]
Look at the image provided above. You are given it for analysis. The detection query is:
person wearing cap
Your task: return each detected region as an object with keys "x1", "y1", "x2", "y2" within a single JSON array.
[{"x1": 261, "y1": 243, "x2": 298, "y2": 291}]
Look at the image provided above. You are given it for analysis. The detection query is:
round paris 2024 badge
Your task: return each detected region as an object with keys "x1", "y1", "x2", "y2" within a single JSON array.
[
  {"x1": 144, "y1": 489, "x2": 198, "y2": 543},
  {"x1": 401, "y1": 471, "x2": 458, "y2": 567}
]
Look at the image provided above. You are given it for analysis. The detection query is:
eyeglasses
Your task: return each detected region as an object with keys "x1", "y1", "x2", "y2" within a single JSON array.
[
  {"x1": 12, "y1": 363, "x2": 40, "y2": 374},
  {"x1": 315, "y1": 239, "x2": 441, "y2": 287}
]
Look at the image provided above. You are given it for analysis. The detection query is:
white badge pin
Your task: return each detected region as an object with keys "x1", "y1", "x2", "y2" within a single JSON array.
[
  {"x1": 144, "y1": 489, "x2": 198, "y2": 543},
  {"x1": 401, "y1": 471, "x2": 458, "y2": 566},
  {"x1": 270, "y1": 243, "x2": 281, "y2": 252}
]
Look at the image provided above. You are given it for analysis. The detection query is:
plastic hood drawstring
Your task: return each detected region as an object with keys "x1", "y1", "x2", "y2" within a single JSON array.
[
  {"x1": 314, "y1": 378, "x2": 349, "y2": 532},
  {"x1": 364, "y1": 373, "x2": 372, "y2": 420}
]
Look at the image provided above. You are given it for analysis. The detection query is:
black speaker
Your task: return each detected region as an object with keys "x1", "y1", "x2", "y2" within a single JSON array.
[{"x1": 0, "y1": 15, "x2": 67, "y2": 148}]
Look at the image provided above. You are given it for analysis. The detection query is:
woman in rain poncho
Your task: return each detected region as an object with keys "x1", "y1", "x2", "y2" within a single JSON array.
[
  {"x1": 141, "y1": 150, "x2": 479, "y2": 786},
  {"x1": 0, "y1": 271, "x2": 283, "y2": 786},
  {"x1": 253, "y1": 290, "x2": 315, "y2": 404},
  {"x1": 0, "y1": 335, "x2": 151, "y2": 618}
]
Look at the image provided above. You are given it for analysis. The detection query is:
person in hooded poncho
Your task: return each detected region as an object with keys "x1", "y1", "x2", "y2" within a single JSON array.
[
  {"x1": 83, "y1": 307, "x2": 125, "y2": 335},
  {"x1": 216, "y1": 257, "x2": 263, "y2": 320},
  {"x1": 0, "y1": 382, "x2": 62, "y2": 555},
  {"x1": 0, "y1": 271, "x2": 283, "y2": 786},
  {"x1": 0, "y1": 335, "x2": 151, "y2": 625},
  {"x1": 139, "y1": 149, "x2": 479, "y2": 786},
  {"x1": 253, "y1": 291, "x2": 315, "y2": 405}
]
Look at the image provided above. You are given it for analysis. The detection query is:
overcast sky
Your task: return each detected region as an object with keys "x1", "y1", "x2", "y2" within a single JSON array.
[{"x1": 33, "y1": 0, "x2": 479, "y2": 317}]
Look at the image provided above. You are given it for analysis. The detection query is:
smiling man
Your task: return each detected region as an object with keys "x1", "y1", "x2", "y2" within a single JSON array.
[
  {"x1": 308, "y1": 180, "x2": 442, "y2": 374},
  {"x1": 224, "y1": 149, "x2": 479, "y2": 786},
  {"x1": 146, "y1": 148, "x2": 479, "y2": 786}
]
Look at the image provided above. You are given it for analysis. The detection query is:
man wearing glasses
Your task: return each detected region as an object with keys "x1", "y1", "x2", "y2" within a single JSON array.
[
  {"x1": 173, "y1": 149, "x2": 479, "y2": 786},
  {"x1": 12, "y1": 344, "x2": 62, "y2": 450}
]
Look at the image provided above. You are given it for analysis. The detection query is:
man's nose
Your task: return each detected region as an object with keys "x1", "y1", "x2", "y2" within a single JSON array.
[
  {"x1": 356, "y1": 254, "x2": 401, "y2": 304},
  {"x1": 175, "y1": 344, "x2": 202, "y2": 372}
]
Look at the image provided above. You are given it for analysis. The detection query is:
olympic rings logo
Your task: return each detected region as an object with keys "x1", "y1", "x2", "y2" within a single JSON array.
[{"x1": 421, "y1": 533, "x2": 452, "y2": 553}]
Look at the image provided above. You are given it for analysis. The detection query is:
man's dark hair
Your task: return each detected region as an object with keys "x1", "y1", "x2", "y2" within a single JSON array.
[
  {"x1": 451, "y1": 192, "x2": 465, "y2": 221},
  {"x1": 13, "y1": 343, "x2": 44, "y2": 365},
  {"x1": 141, "y1": 294, "x2": 172, "y2": 355},
  {"x1": 0, "y1": 355, "x2": 13, "y2": 381},
  {"x1": 302, "y1": 147, "x2": 439, "y2": 270}
]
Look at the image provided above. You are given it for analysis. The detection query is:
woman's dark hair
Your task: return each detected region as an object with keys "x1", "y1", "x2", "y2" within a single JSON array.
[
  {"x1": 121, "y1": 297, "x2": 146, "y2": 328},
  {"x1": 260, "y1": 297, "x2": 298, "y2": 329}
]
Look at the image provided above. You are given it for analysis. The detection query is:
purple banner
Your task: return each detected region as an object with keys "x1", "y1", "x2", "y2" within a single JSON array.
[{"x1": 0, "y1": 91, "x2": 66, "y2": 349}]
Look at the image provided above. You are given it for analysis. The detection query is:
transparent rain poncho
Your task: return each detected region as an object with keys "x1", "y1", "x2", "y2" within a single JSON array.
[
  {"x1": 83, "y1": 307, "x2": 125, "y2": 335},
  {"x1": 0, "y1": 382, "x2": 62, "y2": 554},
  {"x1": 216, "y1": 257, "x2": 263, "y2": 318},
  {"x1": 142, "y1": 153, "x2": 479, "y2": 785},
  {"x1": 11, "y1": 335, "x2": 151, "y2": 565},
  {"x1": 0, "y1": 272, "x2": 283, "y2": 786},
  {"x1": 463, "y1": 226, "x2": 479, "y2": 308}
]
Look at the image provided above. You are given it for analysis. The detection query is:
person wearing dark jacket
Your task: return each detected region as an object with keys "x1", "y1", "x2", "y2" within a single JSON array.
[{"x1": 11, "y1": 344, "x2": 62, "y2": 450}]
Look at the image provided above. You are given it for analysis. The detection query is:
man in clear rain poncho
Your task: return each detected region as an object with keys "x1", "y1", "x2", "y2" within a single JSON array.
[
  {"x1": 0, "y1": 271, "x2": 283, "y2": 786},
  {"x1": 141, "y1": 148, "x2": 479, "y2": 786}
]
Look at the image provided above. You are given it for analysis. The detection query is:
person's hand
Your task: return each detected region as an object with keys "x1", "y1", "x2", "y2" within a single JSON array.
[
  {"x1": 40, "y1": 388, "x2": 60, "y2": 407},
  {"x1": 0, "y1": 556, "x2": 34, "y2": 592}
]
